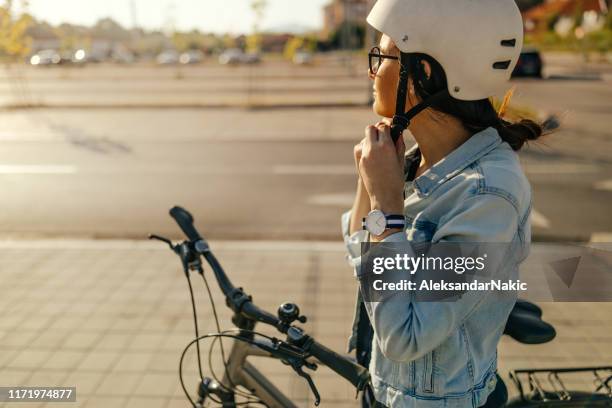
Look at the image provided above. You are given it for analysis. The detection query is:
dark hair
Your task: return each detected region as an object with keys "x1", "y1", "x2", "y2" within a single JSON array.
[{"x1": 406, "y1": 53, "x2": 543, "y2": 151}]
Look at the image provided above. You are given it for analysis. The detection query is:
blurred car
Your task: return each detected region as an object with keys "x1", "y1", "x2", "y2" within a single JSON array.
[
  {"x1": 242, "y1": 52, "x2": 261, "y2": 64},
  {"x1": 71, "y1": 49, "x2": 88, "y2": 65},
  {"x1": 30, "y1": 49, "x2": 61, "y2": 66},
  {"x1": 179, "y1": 50, "x2": 204, "y2": 65},
  {"x1": 218, "y1": 48, "x2": 243, "y2": 65},
  {"x1": 512, "y1": 47, "x2": 543, "y2": 78},
  {"x1": 293, "y1": 51, "x2": 313, "y2": 65},
  {"x1": 156, "y1": 50, "x2": 180, "y2": 65},
  {"x1": 219, "y1": 49, "x2": 261, "y2": 65},
  {"x1": 111, "y1": 48, "x2": 135, "y2": 64}
]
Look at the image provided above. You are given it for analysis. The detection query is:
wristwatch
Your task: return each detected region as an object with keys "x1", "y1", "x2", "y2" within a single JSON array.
[{"x1": 362, "y1": 210, "x2": 406, "y2": 237}]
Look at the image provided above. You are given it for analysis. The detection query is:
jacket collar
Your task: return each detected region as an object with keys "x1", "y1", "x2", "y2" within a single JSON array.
[{"x1": 411, "y1": 127, "x2": 502, "y2": 197}]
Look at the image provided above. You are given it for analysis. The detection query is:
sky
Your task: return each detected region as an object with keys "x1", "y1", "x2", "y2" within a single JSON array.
[{"x1": 23, "y1": 0, "x2": 331, "y2": 35}]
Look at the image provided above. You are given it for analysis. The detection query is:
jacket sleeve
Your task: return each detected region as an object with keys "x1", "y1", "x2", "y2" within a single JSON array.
[
  {"x1": 341, "y1": 209, "x2": 406, "y2": 274},
  {"x1": 356, "y1": 194, "x2": 519, "y2": 362}
]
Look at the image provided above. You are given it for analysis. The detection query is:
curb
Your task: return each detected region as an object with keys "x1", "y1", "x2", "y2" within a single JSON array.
[{"x1": 0, "y1": 101, "x2": 370, "y2": 112}]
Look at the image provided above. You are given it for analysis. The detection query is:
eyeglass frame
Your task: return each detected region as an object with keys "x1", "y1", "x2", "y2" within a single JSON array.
[{"x1": 368, "y1": 46, "x2": 399, "y2": 75}]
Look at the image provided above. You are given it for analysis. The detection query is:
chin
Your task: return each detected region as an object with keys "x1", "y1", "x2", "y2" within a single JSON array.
[
  {"x1": 372, "y1": 100, "x2": 382, "y2": 116},
  {"x1": 372, "y1": 101, "x2": 393, "y2": 119},
  {"x1": 372, "y1": 102, "x2": 395, "y2": 119}
]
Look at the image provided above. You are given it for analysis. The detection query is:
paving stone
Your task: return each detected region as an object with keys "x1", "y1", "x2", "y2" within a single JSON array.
[
  {"x1": 0, "y1": 241, "x2": 610, "y2": 407},
  {"x1": 94, "y1": 372, "x2": 142, "y2": 396},
  {"x1": 42, "y1": 350, "x2": 88, "y2": 370}
]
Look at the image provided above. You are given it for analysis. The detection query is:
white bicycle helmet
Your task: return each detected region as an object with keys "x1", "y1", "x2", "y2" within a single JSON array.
[{"x1": 366, "y1": 0, "x2": 524, "y2": 140}]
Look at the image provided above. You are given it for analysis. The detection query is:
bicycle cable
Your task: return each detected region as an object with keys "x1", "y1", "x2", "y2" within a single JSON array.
[
  {"x1": 183, "y1": 268, "x2": 266, "y2": 405},
  {"x1": 199, "y1": 270, "x2": 254, "y2": 398},
  {"x1": 179, "y1": 332, "x2": 275, "y2": 407},
  {"x1": 186, "y1": 273, "x2": 205, "y2": 380},
  {"x1": 199, "y1": 271, "x2": 269, "y2": 403}
]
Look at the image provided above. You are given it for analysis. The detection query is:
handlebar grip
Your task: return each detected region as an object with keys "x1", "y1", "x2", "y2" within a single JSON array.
[
  {"x1": 169, "y1": 206, "x2": 203, "y2": 242},
  {"x1": 308, "y1": 340, "x2": 370, "y2": 390}
]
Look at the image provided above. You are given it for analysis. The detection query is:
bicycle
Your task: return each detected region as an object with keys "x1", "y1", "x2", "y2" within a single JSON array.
[{"x1": 150, "y1": 206, "x2": 612, "y2": 407}]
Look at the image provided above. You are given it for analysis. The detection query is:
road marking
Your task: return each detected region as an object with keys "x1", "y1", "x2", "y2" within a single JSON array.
[
  {"x1": 524, "y1": 163, "x2": 600, "y2": 175},
  {"x1": 531, "y1": 209, "x2": 551, "y2": 229},
  {"x1": 307, "y1": 193, "x2": 354, "y2": 207},
  {"x1": 273, "y1": 165, "x2": 355, "y2": 176},
  {"x1": 0, "y1": 165, "x2": 77, "y2": 174},
  {"x1": 590, "y1": 233, "x2": 612, "y2": 243},
  {"x1": 594, "y1": 179, "x2": 612, "y2": 191}
]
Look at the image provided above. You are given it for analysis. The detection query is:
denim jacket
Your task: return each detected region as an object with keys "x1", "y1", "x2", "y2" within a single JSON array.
[{"x1": 341, "y1": 127, "x2": 532, "y2": 407}]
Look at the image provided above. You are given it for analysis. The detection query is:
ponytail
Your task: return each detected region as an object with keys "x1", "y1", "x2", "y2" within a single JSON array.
[{"x1": 493, "y1": 118, "x2": 543, "y2": 151}]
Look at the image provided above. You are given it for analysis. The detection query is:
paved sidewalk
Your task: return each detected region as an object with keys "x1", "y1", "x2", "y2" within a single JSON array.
[{"x1": 0, "y1": 240, "x2": 611, "y2": 408}]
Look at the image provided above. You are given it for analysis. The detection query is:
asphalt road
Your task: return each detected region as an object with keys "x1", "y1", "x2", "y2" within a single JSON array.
[{"x1": 0, "y1": 55, "x2": 610, "y2": 241}]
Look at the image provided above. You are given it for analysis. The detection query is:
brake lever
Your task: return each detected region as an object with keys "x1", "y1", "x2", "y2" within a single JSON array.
[
  {"x1": 291, "y1": 362, "x2": 321, "y2": 406},
  {"x1": 148, "y1": 234, "x2": 175, "y2": 251}
]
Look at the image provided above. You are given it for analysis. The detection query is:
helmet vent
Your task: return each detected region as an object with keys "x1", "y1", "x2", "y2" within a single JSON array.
[
  {"x1": 493, "y1": 60, "x2": 512, "y2": 70},
  {"x1": 501, "y1": 39, "x2": 516, "y2": 47}
]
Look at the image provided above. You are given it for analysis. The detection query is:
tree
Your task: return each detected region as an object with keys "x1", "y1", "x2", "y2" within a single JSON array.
[
  {"x1": 172, "y1": 30, "x2": 205, "y2": 52},
  {"x1": 329, "y1": 22, "x2": 365, "y2": 50},
  {"x1": 248, "y1": 0, "x2": 267, "y2": 53},
  {"x1": 0, "y1": 0, "x2": 32, "y2": 61},
  {"x1": 283, "y1": 35, "x2": 316, "y2": 60}
]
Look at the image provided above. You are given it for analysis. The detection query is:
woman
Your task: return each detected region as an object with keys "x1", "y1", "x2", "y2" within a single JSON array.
[{"x1": 341, "y1": 0, "x2": 544, "y2": 407}]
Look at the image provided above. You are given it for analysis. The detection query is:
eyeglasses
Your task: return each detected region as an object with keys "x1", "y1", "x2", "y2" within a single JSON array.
[{"x1": 368, "y1": 46, "x2": 399, "y2": 75}]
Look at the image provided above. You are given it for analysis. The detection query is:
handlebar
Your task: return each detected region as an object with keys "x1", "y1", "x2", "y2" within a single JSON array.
[
  {"x1": 306, "y1": 338, "x2": 370, "y2": 390},
  {"x1": 170, "y1": 206, "x2": 203, "y2": 243},
  {"x1": 167, "y1": 206, "x2": 370, "y2": 391}
]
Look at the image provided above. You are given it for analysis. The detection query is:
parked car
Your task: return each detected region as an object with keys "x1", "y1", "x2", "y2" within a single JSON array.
[
  {"x1": 218, "y1": 49, "x2": 261, "y2": 65},
  {"x1": 156, "y1": 50, "x2": 180, "y2": 65},
  {"x1": 71, "y1": 49, "x2": 88, "y2": 65},
  {"x1": 512, "y1": 47, "x2": 543, "y2": 78},
  {"x1": 30, "y1": 49, "x2": 61, "y2": 66},
  {"x1": 179, "y1": 50, "x2": 204, "y2": 65},
  {"x1": 293, "y1": 51, "x2": 314, "y2": 65},
  {"x1": 241, "y1": 52, "x2": 261, "y2": 64},
  {"x1": 111, "y1": 48, "x2": 135, "y2": 64},
  {"x1": 218, "y1": 48, "x2": 244, "y2": 65}
]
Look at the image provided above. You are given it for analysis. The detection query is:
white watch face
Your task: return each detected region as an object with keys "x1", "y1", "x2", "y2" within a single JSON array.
[{"x1": 365, "y1": 210, "x2": 387, "y2": 236}]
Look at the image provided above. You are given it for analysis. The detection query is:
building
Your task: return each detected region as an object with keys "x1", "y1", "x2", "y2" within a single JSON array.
[
  {"x1": 523, "y1": 0, "x2": 609, "y2": 35},
  {"x1": 322, "y1": 0, "x2": 371, "y2": 38}
]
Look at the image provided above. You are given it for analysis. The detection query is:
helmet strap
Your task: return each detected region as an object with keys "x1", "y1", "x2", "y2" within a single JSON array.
[
  {"x1": 390, "y1": 52, "x2": 447, "y2": 143},
  {"x1": 390, "y1": 52, "x2": 411, "y2": 143}
]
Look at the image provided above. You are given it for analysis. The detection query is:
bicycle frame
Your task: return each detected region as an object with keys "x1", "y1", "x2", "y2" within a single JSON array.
[{"x1": 217, "y1": 335, "x2": 299, "y2": 408}]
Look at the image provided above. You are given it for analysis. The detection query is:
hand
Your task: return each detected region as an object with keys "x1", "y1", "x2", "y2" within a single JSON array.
[
  {"x1": 353, "y1": 120, "x2": 393, "y2": 177},
  {"x1": 359, "y1": 123, "x2": 405, "y2": 214}
]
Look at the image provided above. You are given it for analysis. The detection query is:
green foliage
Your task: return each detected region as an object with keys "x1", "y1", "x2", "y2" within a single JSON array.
[
  {"x1": 329, "y1": 22, "x2": 365, "y2": 50},
  {"x1": 245, "y1": 33, "x2": 262, "y2": 53},
  {"x1": 283, "y1": 36, "x2": 316, "y2": 59},
  {"x1": 172, "y1": 30, "x2": 206, "y2": 52},
  {"x1": 0, "y1": 1, "x2": 32, "y2": 61},
  {"x1": 527, "y1": 26, "x2": 612, "y2": 54},
  {"x1": 585, "y1": 28, "x2": 612, "y2": 53}
]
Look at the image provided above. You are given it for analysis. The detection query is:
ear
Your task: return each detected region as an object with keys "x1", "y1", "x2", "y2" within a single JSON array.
[{"x1": 421, "y1": 60, "x2": 432, "y2": 80}]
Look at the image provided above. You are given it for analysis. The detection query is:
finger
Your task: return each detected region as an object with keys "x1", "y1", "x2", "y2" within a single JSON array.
[
  {"x1": 395, "y1": 136, "x2": 406, "y2": 162},
  {"x1": 364, "y1": 125, "x2": 378, "y2": 147},
  {"x1": 376, "y1": 125, "x2": 393, "y2": 146},
  {"x1": 354, "y1": 142, "x2": 363, "y2": 159},
  {"x1": 395, "y1": 133, "x2": 405, "y2": 150}
]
